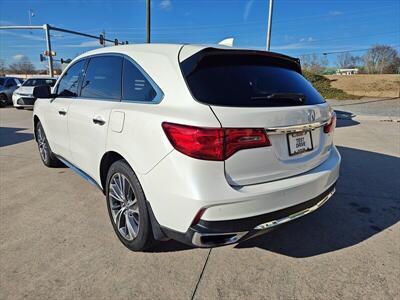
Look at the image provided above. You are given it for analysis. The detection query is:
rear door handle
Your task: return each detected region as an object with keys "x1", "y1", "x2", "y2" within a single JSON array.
[
  {"x1": 93, "y1": 116, "x2": 106, "y2": 125},
  {"x1": 58, "y1": 109, "x2": 67, "y2": 116}
]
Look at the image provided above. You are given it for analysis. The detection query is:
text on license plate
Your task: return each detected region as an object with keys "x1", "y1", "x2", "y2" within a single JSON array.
[{"x1": 287, "y1": 131, "x2": 313, "y2": 156}]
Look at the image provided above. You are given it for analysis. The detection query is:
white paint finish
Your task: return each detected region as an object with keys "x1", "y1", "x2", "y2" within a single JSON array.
[
  {"x1": 33, "y1": 44, "x2": 341, "y2": 237},
  {"x1": 110, "y1": 111, "x2": 125, "y2": 133},
  {"x1": 142, "y1": 146, "x2": 340, "y2": 232},
  {"x1": 211, "y1": 103, "x2": 334, "y2": 185},
  {"x1": 40, "y1": 97, "x2": 72, "y2": 157},
  {"x1": 67, "y1": 98, "x2": 115, "y2": 180}
]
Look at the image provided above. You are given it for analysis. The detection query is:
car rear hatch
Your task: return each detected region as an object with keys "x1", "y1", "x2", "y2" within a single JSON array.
[{"x1": 179, "y1": 47, "x2": 335, "y2": 186}]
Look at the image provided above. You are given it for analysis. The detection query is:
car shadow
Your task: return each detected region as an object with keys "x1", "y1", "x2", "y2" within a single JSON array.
[
  {"x1": 0, "y1": 127, "x2": 34, "y2": 147},
  {"x1": 235, "y1": 146, "x2": 400, "y2": 257},
  {"x1": 334, "y1": 110, "x2": 360, "y2": 128}
]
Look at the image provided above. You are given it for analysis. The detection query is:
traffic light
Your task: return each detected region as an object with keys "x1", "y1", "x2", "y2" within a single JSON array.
[
  {"x1": 60, "y1": 58, "x2": 72, "y2": 64},
  {"x1": 99, "y1": 34, "x2": 104, "y2": 45},
  {"x1": 43, "y1": 50, "x2": 56, "y2": 57},
  {"x1": 39, "y1": 54, "x2": 46, "y2": 62},
  {"x1": 114, "y1": 39, "x2": 119, "y2": 45}
]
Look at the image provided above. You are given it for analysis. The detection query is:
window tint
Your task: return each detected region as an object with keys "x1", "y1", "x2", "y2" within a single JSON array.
[
  {"x1": 80, "y1": 56, "x2": 122, "y2": 100},
  {"x1": 57, "y1": 60, "x2": 85, "y2": 97},
  {"x1": 122, "y1": 59, "x2": 157, "y2": 102},
  {"x1": 181, "y1": 50, "x2": 325, "y2": 107},
  {"x1": 6, "y1": 79, "x2": 16, "y2": 87},
  {"x1": 23, "y1": 78, "x2": 56, "y2": 87},
  {"x1": 0, "y1": 78, "x2": 5, "y2": 86}
]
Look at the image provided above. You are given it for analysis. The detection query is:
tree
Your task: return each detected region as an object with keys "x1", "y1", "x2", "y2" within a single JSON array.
[
  {"x1": 300, "y1": 53, "x2": 328, "y2": 74},
  {"x1": 0, "y1": 59, "x2": 5, "y2": 75},
  {"x1": 363, "y1": 44, "x2": 400, "y2": 74},
  {"x1": 8, "y1": 56, "x2": 36, "y2": 75},
  {"x1": 336, "y1": 53, "x2": 361, "y2": 69}
]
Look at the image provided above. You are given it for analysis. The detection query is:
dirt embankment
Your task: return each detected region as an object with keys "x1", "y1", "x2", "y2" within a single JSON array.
[{"x1": 325, "y1": 74, "x2": 400, "y2": 98}]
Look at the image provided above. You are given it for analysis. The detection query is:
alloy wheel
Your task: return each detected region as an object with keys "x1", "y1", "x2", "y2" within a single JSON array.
[
  {"x1": 36, "y1": 124, "x2": 48, "y2": 162},
  {"x1": 109, "y1": 173, "x2": 140, "y2": 241}
]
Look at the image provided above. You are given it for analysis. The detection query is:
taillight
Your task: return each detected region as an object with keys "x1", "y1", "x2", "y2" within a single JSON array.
[
  {"x1": 324, "y1": 112, "x2": 337, "y2": 133},
  {"x1": 162, "y1": 122, "x2": 271, "y2": 161}
]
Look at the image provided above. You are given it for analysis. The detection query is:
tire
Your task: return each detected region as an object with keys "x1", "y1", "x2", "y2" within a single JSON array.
[
  {"x1": 0, "y1": 94, "x2": 7, "y2": 107},
  {"x1": 106, "y1": 160, "x2": 155, "y2": 251},
  {"x1": 35, "y1": 121, "x2": 62, "y2": 167}
]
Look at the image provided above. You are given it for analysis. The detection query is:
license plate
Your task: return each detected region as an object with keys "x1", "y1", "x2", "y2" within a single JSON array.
[{"x1": 287, "y1": 131, "x2": 313, "y2": 156}]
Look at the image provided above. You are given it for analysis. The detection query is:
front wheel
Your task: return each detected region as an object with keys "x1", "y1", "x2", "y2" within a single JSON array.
[
  {"x1": 35, "y1": 121, "x2": 62, "y2": 167},
  {"x1": 106, "y1": 160, "x2": 155, "y2": 251}
]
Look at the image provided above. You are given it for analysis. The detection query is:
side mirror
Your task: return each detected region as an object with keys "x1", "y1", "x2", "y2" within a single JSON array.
[{"x1": 33, "y1": 85, "x2": 53, "y2": 98}]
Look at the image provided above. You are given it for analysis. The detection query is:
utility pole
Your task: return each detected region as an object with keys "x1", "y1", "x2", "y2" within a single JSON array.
[
  {"x1": 44, "y1": 24, "x2": 54, "y2": 77},
  {"x1": 266, "y1": 0, "x2": 274, "y2": 51},
  {"x1": 146, "y1": 0, "x2": 151, "y2": 43}
]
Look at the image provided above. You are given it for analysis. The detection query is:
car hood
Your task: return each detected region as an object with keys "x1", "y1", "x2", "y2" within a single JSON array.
[{"x1": 14, "y1": 86, "x2": 34, "y2": 95}]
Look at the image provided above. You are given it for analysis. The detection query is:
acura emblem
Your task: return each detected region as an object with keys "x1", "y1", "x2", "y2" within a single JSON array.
[{"x1": 307, "y1": 110, "x2": 316, "y2": 122}]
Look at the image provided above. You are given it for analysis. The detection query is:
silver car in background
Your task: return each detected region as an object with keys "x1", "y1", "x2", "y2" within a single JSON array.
[{"x1": 0, "y1": 77, "x2": 23, "y2": 107}]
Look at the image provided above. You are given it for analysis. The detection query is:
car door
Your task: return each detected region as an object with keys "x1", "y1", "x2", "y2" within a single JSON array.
[
  {"x1": 4, "y1": 78, "x2": 19, "y2": 100},
  {"x1": 67, "y1": 55, "x2": 123, "y2": 179},
  {"x1": 44, "y1": 59, "x2": 86, "y2": 158}
]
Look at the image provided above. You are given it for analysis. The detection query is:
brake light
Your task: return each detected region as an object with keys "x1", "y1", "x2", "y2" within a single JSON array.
[
  {"x1": 324, "y1": 112, "x2": 337, "y2": 133},
  {"x1": 162, "y1": 122, "x2": 271, "y2": 161}
]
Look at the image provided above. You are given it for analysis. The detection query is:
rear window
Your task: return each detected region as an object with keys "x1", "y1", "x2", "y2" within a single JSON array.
[{"x1": 180, "y1": 49, "x2": 325, "y2": 107}]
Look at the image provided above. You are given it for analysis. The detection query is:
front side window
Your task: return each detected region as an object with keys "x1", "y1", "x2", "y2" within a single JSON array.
[
  {"x1": 80, "y1": 56, "x2": 123, "y2": 100},
  {"x1": 57, "y1": 60, "x2": 85, "y2": 97},
  {"x1": 122, "y1": 59, "x2": 157, "y2": 102}
]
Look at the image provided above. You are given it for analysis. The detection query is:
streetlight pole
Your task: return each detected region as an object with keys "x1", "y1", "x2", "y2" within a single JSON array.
[
  {"x1": 146, "y1": 0, "x2": 151, "y2": 43},
  {"x1": 44, "y1": 24, "x2": 54, "y2": 77},
  {"x1": 266, "y1": 0, "x2": 274, "y2": 51}
]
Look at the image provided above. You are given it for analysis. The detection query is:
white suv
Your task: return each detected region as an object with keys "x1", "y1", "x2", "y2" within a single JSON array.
[{"x1": 32, "y1": 44, "x2": 340, "y2": 251}]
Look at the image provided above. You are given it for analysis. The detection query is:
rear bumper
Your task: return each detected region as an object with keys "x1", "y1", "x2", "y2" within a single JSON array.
[
  {"x1": 143, "y1": 145, "x2": 341, "y2": 237},
  {"x1": 164, "y1": 183, "x2": 335, "y2": 247}
]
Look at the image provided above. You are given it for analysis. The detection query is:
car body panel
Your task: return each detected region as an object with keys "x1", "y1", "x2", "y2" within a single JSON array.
[{"x1": 33, "y1": 44, "x2": 341, "y2": 244}]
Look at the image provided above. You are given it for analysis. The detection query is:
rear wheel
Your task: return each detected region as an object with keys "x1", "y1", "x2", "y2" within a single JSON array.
[
  {"x1": 106, "y1": 160, "x2": 154, "y2": 251},
  {"x1": 0, "y1": 94, "x2": 7, "y2": 107},
  {"x1": 35, "y1": 121, "x2": 62, "y2": 167}
]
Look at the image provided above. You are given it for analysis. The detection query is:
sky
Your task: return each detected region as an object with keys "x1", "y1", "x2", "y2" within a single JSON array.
[{"x1": 0, "y1": 0, "x2": 399, "y2": 68}]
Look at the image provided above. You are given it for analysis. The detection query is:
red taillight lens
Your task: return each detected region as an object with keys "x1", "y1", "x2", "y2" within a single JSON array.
[
  {"x1": 225, "y1": 128, "x2": 271, "y2": 158},
  {"x1": 162, "y1": 122, "x2": 224, "y2": 160},
  {"x1": 191, "y1": 208, "x2": 206, "y2": 226},
  {"x1": 324, "y1": 112, "x2": 337, "y2": 133},
  {"x1": 162, "y1": 122, "x2": 271, "y2": 161}
]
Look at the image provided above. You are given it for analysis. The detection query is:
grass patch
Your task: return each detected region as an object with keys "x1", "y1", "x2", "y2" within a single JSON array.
[{"x1": 303, "y1": 70, "x2": 359, "y2": 100}]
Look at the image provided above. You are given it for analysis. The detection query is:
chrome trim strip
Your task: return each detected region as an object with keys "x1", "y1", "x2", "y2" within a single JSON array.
[
  {"x1": 266, "y1": 119, "x2": 329, "y2": 134},
  {"x1": 254, "y1": 188, "x2": 335, "y2": 230},
  {"x1": 56, "y1": 156, "x2": 103, "y2": 191}
]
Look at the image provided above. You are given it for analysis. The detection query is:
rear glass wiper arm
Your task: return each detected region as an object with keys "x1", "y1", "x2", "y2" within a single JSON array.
[{"x1": 251, "y1": 93, "x2": 306, "y2": 101}]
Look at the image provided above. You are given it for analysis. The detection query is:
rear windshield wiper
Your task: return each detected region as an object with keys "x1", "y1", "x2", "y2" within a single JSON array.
[{"x1": 251, "y1": 93, "x2": 306, "y2": 102}]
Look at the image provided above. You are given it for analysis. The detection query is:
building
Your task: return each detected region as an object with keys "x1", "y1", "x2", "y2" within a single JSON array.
[{"x1": 336, "y1": 68, "x2": 359, "y2": 75}]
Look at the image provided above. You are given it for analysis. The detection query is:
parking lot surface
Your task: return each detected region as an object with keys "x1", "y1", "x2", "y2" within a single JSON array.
[{"x1": 1, "y1": 106, "x2": 399, "y2": 300}]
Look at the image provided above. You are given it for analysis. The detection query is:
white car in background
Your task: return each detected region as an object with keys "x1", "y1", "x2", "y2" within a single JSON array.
[
  {"x1": 32, "y1": 44, "x2": 340, "y2": 251},
  {"x1": 13, "y1": 77, "x2": 57, "y2": 109}
]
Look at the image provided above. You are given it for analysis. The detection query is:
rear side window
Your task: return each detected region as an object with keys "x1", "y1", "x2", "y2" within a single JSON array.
[
  {"x1": 181, "y1": 50, "x2": 325, "y2": 107},
  {"x1": 122, "y1": 59, "x2": 157, "y2": 102},
  {"x1": 81, "y1": 56, "x2": 123, "y2": 100},
  {"x1": 57, "y1": 60, "x2": 85, "y2": 97}
]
